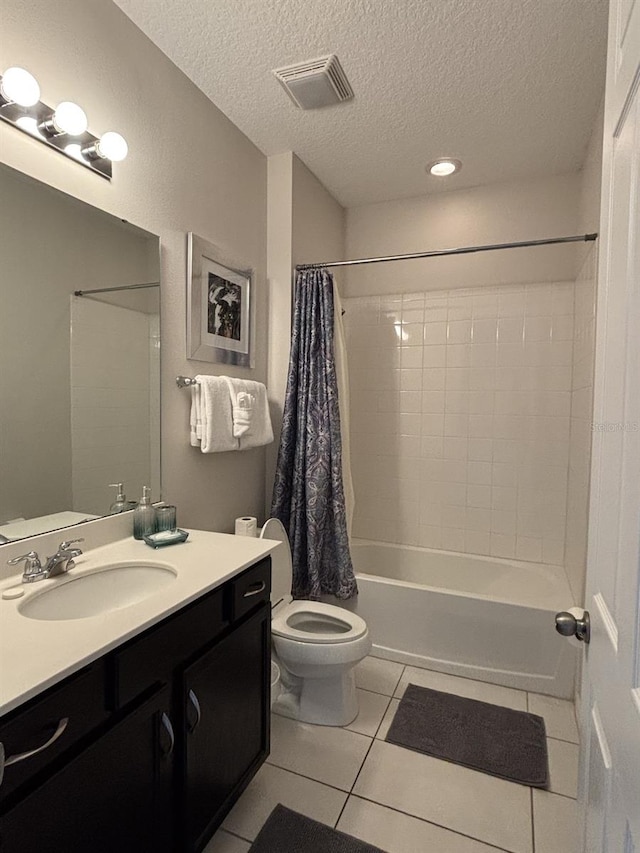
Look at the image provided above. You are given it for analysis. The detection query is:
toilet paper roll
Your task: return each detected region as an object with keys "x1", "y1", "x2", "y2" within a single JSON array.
[{"x1": 235, "y1": 516, "x2": 257, "y2": 537}]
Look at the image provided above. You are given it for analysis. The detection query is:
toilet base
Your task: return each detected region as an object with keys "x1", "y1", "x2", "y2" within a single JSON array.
[{"x1": 273, "y1": 667, "x2": 359, "y2": 727}]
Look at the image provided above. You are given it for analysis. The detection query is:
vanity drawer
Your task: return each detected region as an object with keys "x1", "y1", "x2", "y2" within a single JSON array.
[
  {"x1": 227, "y1": 558, "x2": 271, "y2": 623},
  {"x1": 112, "y1": 585, "x2": 227, "y2": 710},
  {"x1": 0, "y1": 660, "x2": 108, "y2": 804}
]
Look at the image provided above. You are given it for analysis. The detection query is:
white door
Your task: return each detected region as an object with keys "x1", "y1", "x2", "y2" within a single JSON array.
[{"x1": 578, "y1": 0, "x2": 640, "y2": 850}]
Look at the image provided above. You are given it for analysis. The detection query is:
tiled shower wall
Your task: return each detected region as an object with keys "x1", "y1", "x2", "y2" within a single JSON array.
[{"x1": 345, "y1": 282, "x2": 582, "y2": 564}]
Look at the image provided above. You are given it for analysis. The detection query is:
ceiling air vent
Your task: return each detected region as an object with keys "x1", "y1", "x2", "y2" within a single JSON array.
[{"x1": 273, "y1": 54, "x2": 354, "y2": 110}]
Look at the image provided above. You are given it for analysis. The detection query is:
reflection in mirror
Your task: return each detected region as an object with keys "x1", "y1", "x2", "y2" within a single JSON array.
[{"x1": 0, "y1": 163, "x2": 160, "y2": 543}]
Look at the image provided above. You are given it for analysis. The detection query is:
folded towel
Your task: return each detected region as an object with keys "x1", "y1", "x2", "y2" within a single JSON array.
[
  {"x1": 190, "y1": 383, "x2": 201, "y2": 447},
  {"x1": 195, "y1": 375, "x2": 238, "y2": 452},
  {"x1": 235, "y1": 394, "x2": 255, "y2": 435},
  {"x1": 224, "y1": 377, "x2": 274, "y2": 449}
]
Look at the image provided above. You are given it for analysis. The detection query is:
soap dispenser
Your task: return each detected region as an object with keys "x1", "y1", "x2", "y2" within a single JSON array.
[
  {"x1": 109, "y1": 483, "x2": 128, "y2": 514},
  {"x1": 133, "y1": 486, "x2": 156, "y2": 540}
]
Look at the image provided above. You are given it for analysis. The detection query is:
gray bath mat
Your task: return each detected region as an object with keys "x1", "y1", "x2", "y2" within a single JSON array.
[
  {"x1": 249, "y1": 805, "x2": 387, "y2": 853},
  {"x1": 386, "y1": 683, "x2": 548, "y2": 787}
]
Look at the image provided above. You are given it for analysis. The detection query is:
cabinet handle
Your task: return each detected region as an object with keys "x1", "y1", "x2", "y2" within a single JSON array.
[
  {"x1": 243, "y1": 580, "x2": 266, "y2": 598},
  {"x1": 2, "y1": 717, "x2": 69, "y2": 769},
  {"x1": 187, "y1": 689, "x2": 201, "y2": 733},
  {"x1": 159, "y1": 712, "x2": 174, "y2": 757}
]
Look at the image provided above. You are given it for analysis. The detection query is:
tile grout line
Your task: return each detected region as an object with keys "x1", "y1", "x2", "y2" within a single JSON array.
[
  {"x1": 346, "y1": 792, "x2": 517, "y2": 853},
  {"x1": 219, "y1": 826, "x2": 253, "y2": 845},
  {"x1": 355, "y1": 684, "x2": 399, "y2": 698},
  {"x1": 333, "y1": 731, "x2": 379, "y2": 830},
  {"x1": 355, "y1": 659, "x2": 406, "y2": 699},
  {"x1": 371, "y1": 694, "x2": 393, "y2": 739},
  {"x1": 264, "y1": 757, "x2": 365, "y2": 796},
  {"x1": 391, "y1": 664, "x2": 406, "y2": 695},
  {"x1": 400, "y1": 660, "x2": 530, "y2": 698},
  {"x1": 544, "y1": 788, "x2": 578, "y2": 802},
  {"x1": 547, "y1": 735, "x2": 580, "y2": 748},
  {"x1": 348, "y1": 734, "x2": 377, "y2": 795},
  {"x1": 333, "y1": 794, "x2": 351, "y2": 830}
]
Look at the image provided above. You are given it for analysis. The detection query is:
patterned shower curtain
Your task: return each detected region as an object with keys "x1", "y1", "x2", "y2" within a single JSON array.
[{"x1": 271, "y1": 268, "x2": 357, "y2": 600}]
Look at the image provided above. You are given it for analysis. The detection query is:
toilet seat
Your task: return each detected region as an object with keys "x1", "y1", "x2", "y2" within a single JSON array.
[{"x1": 272, "y1": 600, "x2": 367, "y2": 645}]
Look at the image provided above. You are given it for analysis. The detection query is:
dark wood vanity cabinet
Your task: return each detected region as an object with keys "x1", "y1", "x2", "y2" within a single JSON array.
[
  {"x1": 0, "y1": 557, "x2": 271, "y2": 853},
  {"x1": 0, "y1": 685, "x2": 174, "y2": 853},
  {"x1": 183, "y1": 604, "x2": 270, "y2": 851}
]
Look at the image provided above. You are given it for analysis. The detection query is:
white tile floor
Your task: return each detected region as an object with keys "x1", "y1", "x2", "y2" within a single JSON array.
[{"x1": 205, "y1": 656, "x2": 580, "y2": 853}]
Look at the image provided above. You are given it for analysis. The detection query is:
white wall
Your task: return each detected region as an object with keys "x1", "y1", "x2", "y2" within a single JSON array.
[
  {"x1": 345, "y1": 173, "x2": 582, "y2": 297},
  {"x1": 265, "y1": 153, "x2": 345, "y2": 509},
  {"x1": 346, "y1": 281, "x2": 575, "y2": 563},
  {"x1": 1, "y1": 0, "x2": 268, "y2": 533}
]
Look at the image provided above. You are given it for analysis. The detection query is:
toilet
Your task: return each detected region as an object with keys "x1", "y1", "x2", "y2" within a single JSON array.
[{"x1": 260, "y1": 518, "x2": 371, "y2": 726}]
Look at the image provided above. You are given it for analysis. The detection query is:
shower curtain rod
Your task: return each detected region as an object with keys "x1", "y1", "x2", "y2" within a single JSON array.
[
  {"x1": 295, "y1": 233, "x2": 598, "y2": 271},
  {"x1": 74, "y1": 282, "x2": 160, "y2": 296}
]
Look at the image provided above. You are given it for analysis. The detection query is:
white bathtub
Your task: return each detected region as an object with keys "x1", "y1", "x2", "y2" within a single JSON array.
[{"x1": 351, "y1": 539, "x2": 577, "y2": 699}]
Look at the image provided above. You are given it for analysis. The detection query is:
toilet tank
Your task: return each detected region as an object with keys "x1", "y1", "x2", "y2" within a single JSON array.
[{"x1": 259, "y1": 518, "x2": 293, "y2": 604}]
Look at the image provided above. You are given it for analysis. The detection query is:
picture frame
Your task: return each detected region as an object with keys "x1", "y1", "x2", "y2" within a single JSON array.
[{"x1": 186, "y1": 232, "x2": 253, "y2": 367}]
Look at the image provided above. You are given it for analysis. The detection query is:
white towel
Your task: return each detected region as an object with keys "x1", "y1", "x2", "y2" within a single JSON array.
[
  {"x1": 224, "y1": 378, "x2": 274, "y2": 449},
  {"x1": 224, "y1": 377, "x2": 255, "y2": 437},
  {"x1": 190, "y1": 383, "x2": 201, "y2": 447},
  {"x1": 194, "y1": 375, "x2": 238, "y2": 453}
]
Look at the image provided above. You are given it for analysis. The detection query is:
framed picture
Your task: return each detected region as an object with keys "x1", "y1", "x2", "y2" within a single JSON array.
[{"x1": 187, "y1": 232, "x2": 253, "y2": 366}]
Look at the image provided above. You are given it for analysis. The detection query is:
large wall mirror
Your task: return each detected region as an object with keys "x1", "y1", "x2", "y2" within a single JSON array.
[{"x1": 0, "y1": 163, "x2": 160, "y2": 544}]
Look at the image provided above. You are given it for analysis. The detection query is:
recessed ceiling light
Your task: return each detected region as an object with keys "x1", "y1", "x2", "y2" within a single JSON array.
[{"x1": 427, "y1": 158, "x2": 462, "y2": 177}]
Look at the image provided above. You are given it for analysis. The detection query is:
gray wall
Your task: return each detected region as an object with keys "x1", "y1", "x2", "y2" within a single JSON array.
[{"x1": 1, "y1": 0, "x2": 268, "y2": 533}]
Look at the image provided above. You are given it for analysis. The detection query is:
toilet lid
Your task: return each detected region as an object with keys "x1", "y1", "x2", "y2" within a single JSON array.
[{"x1": 272, "y1": 600, "x2": 368, "y2": 645}]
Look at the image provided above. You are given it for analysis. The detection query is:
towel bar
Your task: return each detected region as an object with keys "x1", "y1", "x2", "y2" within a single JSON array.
[{"x1": 176, "y1": 376, "x2": 198, "y2": 388}]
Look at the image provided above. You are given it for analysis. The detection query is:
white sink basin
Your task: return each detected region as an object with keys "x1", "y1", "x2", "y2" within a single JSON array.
[{"x1": 18, "y1": 563, "x2": 177, "y2": 621}]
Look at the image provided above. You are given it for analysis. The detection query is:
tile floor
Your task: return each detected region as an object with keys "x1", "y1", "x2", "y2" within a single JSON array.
[{"x1": 204, "y1": 656, "x2": 580, "y2": 853}]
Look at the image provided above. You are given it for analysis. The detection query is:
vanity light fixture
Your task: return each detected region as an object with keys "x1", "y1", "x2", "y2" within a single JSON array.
[
  {"x1": 40, "y1": 101, "x2": 88, "y2": 137},
  {"x1": 82, "y1": 131, "x2": 128, "y2": 163},
  {"x1": 427, "y1": 158, "x2": 462, "y2": 177},
  {"x1": 0, "y1": 66, "x2": 41, "y2": 107},
  {"x1": 0, "y1": 65, "x2": 127, "y2": 180}
]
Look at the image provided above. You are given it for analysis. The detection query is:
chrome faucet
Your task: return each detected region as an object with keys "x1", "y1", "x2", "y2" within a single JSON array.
[
  {"x1": 7, "y1": 539, "x2": 84, "y2": 583},
  {"x1": 43, "y1": 539, "x2": 84, "y2": 578},
  {"x1": 7, "y1": 551, "x2": 44, "y2": 583}
]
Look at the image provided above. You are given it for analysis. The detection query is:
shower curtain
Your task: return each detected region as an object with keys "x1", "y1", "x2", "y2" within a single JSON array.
[{"x1": 271, "y1": 267, "x2": 357, "y2": 600}]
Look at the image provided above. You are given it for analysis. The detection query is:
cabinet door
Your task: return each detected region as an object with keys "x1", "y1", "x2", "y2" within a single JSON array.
[
  {"x1": 183, "y1": 604, "x2": 270, "y2": 852},
  {"x1": 0, "y1": 686, "x2": 175, "y2": 853}
]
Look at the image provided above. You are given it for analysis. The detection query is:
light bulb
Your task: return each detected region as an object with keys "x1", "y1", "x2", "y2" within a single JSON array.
[
  {"x1": 52, "y1": 101, "x2": 88, "y2": 135},
  {"x1": 16, "y1": 116, "x2": 43, "y2": 137},
  {"x1": 96, "y1": 131, "x2": 128, "y2": 162},
  {"x1": 428, "y1": 158, "x2": 462, "y2": 177},
  {"x1": 0, "y1": 67, "x2": 40, "y2": 107},
  {"x1": 64, "y1": 143, "x2": 85, "y2": 161}
]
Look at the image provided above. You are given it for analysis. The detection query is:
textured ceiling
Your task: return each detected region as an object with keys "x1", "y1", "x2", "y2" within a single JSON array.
[{"x1": 113, "y1": 0, "x2": 608, "y2": 207}]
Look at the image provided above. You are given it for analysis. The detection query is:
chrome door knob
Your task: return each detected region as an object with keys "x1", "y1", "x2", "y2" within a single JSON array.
[{"x1": 555, "y1": 610, "x2": 590, "y2": 643}]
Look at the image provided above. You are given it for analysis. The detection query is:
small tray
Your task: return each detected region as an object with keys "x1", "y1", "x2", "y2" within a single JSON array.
[{"x1": 143, "y1": 528, "x2": 189, "y2": 548}]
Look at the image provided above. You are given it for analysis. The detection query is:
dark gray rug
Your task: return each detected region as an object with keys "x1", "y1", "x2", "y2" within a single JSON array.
[
  {"x1": 249, "y1": 805, "x2": 387, "y2": 853},
  {"x1": 386, "y1": 683, "x2": 548, "y2": 787}
]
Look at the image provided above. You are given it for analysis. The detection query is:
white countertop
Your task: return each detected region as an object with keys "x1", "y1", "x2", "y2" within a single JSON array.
[{"x1": 0, "y1": 530, "x2": 278, "y2": 716}]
